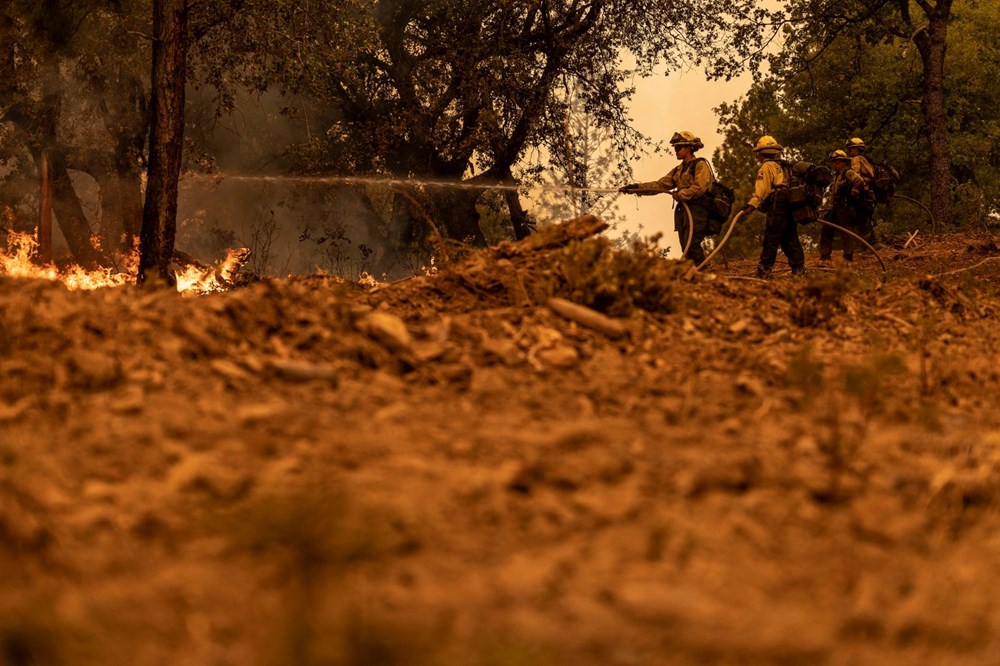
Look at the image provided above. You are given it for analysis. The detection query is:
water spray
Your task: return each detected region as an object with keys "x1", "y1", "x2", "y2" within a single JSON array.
[{"x1": 181, "y1": 172, "x2": 622, "y2": 195}]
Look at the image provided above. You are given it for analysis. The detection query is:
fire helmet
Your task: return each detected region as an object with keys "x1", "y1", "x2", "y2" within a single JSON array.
[
  {"x1": 670, "y1": 131, "x2": 704, "y2": 151},
  {"x1": 753, "y1": 135, "x2": 783, "y2": 155},
  {"x1": 845, "y1": 137, "x2": 867, "y2": 151},
  {"x1": 829, "y1": 149, "x2": 851, "y2": 163}
]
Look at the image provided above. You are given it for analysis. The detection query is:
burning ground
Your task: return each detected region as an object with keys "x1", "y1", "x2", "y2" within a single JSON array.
[{"x1": 3, "y1": 218, "x2": 1000, "y2": 664}]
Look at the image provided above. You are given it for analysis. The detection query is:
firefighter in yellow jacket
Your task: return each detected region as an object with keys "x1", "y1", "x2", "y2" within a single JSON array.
[
  {"x1": 737, "y1": 136, "x2": 805, "y2": 278},
  {"x1": 619, "y1": 131, "x2": 716, "y2": 264},
  {"x1": 819, "y1": 150, "x2": 869, "y2": 261},
  {"x1": 845, "y1": 137, "x2": 877, "y2": 244}
]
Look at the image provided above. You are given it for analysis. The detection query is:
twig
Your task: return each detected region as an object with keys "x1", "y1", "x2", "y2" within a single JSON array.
[
  {"x1": 904, "y1": 229, "x2": 919, "y2": 249},
  {"x1": 931, "y1": 256, "x2": 1000, "y2": 278},
  {"x1": 725, "y1": 276, "x2": 769, "y2": 283}
]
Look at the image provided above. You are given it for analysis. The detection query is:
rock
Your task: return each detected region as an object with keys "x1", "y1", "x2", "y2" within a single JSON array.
[
  {"x1": 734, "y1": 373, "x2": 765, "y2": 397},
  {"x1": 536, "y1": 344, "x2": 579, "y2": 369},
  {"x1": 268, "y1": 358, "x2": 339, "y2": 384},
  {"x1": 209, "y1": 358, "x2": 253, "y2": 381},
  {"x1": 66, "y1": 349, "x2": 121, "y2": 390},
  {"x1": 236, "y1": 401, "x2": 288, "y2": 424},
  {"x1": 481, "y1": 337, "x2": 521, "y2": 366},
  {"x1": 109, "y1": 385, "x2": 146, "y2": 414},
  {"x1": 412, "y1": 340, "x2": 449, "y2": 363},
  {"x1": 360, "y1": 312, "x2": 413, "y2": 354},
  {"x1": 166, "y1": 452, "x2": 252, "y2": 501},
  {"x1": 729, "y1": 318, "x2": 751, "y2": 334}
]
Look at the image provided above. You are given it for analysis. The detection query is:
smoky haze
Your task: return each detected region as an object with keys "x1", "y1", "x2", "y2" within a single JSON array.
[{"x1": 177, "y1": 87, "x2": 390, "y2": 279}]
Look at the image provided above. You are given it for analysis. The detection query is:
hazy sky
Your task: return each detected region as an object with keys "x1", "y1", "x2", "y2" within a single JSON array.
[{"x1": 620, "y1": 66, "x2": 752, "y2": 255}]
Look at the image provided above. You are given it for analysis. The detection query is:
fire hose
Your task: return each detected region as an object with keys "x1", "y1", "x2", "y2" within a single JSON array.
[
  {"x1": 696, "y1": 209, "x2": 886, "y2": 273},
  {"x1": 816, "y1": 218, "x2": 886, "y2": 271},
  {"x1": 696, "y1": 209, "x2": 747, "y2": 271},
  {"x1": 891, "y1": 194, "x2": 936, "y2": 234}
]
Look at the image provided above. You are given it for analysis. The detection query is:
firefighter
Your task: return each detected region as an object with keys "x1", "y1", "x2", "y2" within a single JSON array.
[
  {"x1": 619, "y1": 131, "x2": 715, "y2": 264},
  {"x1": 845, "y1": 137, "x2": 877, "y2": 244},
  {"x1": 737, "y1": 135, "x2": 805, "y2": 279},
  {"x1": 819, "y1": 150, "x2": 869, "y2": 262}
]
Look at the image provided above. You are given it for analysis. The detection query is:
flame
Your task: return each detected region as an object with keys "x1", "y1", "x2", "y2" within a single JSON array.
[
  {"x1": 175, "y1": 247, "x2": 251, "y2": 294},
  {"x1": 1, "y1": 231, "x2": 248, "y2": 295},
  {"x1": 0, "y1": 232, "x2": 132, "y2": 289}
]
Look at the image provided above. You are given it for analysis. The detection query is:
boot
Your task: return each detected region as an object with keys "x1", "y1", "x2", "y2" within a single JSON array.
[
  {"x1": 790, "y1": 265, "x2": 806, "y2": 276},
  {"x1": 843, "y1": 254, "x2": 853, "y2": 262},
  {"x1": 755, "y1": 265, "x2": 772, "y2": 279}
]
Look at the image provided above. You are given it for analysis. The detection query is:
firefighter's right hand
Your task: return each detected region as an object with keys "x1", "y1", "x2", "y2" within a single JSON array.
[
  {"x1": 619, "y1": 183, "x2": 640, "y2": 194},
  {"x1": 739, "y1": 204, "x2": 756, "y2": 216}
]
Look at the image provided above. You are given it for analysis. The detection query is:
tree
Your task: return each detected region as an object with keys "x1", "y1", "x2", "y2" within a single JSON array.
[
  {"x1": 713, "y1": 0, "x2": 1000, "y2": 237},
  {"x1": 0, "y1": 0, "x2": 119, "y2": 267},
  {"x1": 196, "y1": 0, "x2": 772, "y2": 264},
  {"x1": 139, "y1": 0, "x2": 190, "y2": 285},
  {"x1": 769, "y1": 0, "x2": 958, "y2": 226},
  {"x1": 525, "y1": 79, "x2": 633, "y2": 238}
]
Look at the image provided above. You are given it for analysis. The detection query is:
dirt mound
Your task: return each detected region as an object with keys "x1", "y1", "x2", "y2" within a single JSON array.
[{"x1": 3, "y1": 220, "x2": 1000, "y2": 664}]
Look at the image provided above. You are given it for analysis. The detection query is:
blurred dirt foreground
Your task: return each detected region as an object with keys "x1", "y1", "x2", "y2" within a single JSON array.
[{"x1": 4, "y1": 216, "x2": 1000, "y2": 665}]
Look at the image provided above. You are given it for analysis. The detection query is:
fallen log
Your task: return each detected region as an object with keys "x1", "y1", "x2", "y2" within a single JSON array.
[
  {"x1": 547, "y1": 297, "x2": 626, "y2": 339},
  {"x1": 495, "y1": 215, "x2": 608, "y2": 258}
]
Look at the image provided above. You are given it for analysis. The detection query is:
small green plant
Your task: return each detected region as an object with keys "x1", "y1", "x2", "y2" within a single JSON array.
[{"x1": 537, "y1": 235, "x2": 685, "y2": 316}]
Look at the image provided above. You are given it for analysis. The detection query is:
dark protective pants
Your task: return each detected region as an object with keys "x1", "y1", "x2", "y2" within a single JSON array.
[
  {"x1": 819, "y1": 203, "x2": 857, "y2": 259},
  {"x1": 674, "y1": 200, "x2": 712, "y2": 264},
  {"x1": 857, "y1": 205, "x2": 875, "y2": 244},
  {"x1": 759, "y1": 203, "x2": 804, "y2": 272}
]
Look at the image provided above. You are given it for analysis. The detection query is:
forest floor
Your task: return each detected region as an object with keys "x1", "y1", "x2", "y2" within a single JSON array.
[{"x1": 4, "y1": 217, "x2": 1000, "y2": 665}]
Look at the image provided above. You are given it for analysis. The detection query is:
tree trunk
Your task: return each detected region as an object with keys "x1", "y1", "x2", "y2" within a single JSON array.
[
  {"x1": 504, "y1": 188, "x2": 533, "y2": 240},
  {"x1": 25, "y1": 60, "x2": 106, "y2": 267},
  {"x1": 116, "y1": 137, "x2": 146, "y2": 248},
  {"x1": 914, "y1": 9, "x2": 952, "y2": 227},
  {"x1": 139, "y1": 0, "x2": 189, "y2": 285},
  {"x1": 36, "y1": 147, "x2": 104, "y2": 268},
  {"x1": 432, "y1": 189, "x2": 486, "y2": 246}
]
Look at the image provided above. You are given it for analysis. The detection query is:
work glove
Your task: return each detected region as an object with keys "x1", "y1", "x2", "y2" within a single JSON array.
[
  {"x1": 739, "y1": 204, "x2": 756, "y2": 216},
  {"x1": 618, "y1": 183, "x2": 640, "y2": 194}
]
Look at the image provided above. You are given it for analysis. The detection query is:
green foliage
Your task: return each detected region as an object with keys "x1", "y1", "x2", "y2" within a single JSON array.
[
  {"x1": 191, "y1": 0, "x2": 775, "y2": 242},
  {"x1": 787, "y1": 269, "x2": 858, "y2": 328},
  {"x1": 715, "y1": 0, "x2": 998, "y2": 231},
  {"x1": 540, "y1": 236, "x2": 685, "y2": 316}
]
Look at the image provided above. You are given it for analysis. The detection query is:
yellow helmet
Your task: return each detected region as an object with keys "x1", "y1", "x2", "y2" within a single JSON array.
[
  {"x1": 845, "y1": 137, "x2": 867, "y2": 151},
  {"x1": 670, "y1": 131, "x2": 704, "y2": 151},
  {"x1": 829, "y1": 149, "x2": 851, "y2": 163},
  {"x1": 753, "y1": 135, "x2": 783, "y2": 154}
]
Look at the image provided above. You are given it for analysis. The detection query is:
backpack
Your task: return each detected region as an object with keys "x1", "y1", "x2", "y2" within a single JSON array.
[
  {"x1": 691, "y1": 158, "x2": 735, "y2": 232},
  {"x1": 775, "y1": 160, "x2": 826, "y2": 224},
  {"x1": 870, "y1": 162, "x2": 901, "y2": 204}
]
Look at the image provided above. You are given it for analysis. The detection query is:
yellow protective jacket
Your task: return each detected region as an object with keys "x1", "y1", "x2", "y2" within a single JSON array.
[
  {"x1": 747, "y1": 159, "x2": 787, "y2": 209},
  {"x1": 829, "y1": 167, "x2": 868, "y2": 206},
  {"x1": 635, "y1": 158, "x2": 713, "y2": 201},
  {"x1": 851, "y1": 155, "x2": 875, "y2": 180}
]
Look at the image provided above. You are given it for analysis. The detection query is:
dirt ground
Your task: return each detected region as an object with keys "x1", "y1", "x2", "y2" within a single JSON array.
[{"x1": 4, "y1": 217, "x2": 1000, "y2": 665}]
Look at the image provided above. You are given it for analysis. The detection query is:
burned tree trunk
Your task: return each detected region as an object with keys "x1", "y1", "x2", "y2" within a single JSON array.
[
  {"x1": 433, "y1": 189, "x2": 487, "y2": 247},
  {"x1": 139, "y1": 0, "x2": 189, "y2": 285},
  {"x1": 45, "y1": 148, "x2": 104, "y2": 267}
]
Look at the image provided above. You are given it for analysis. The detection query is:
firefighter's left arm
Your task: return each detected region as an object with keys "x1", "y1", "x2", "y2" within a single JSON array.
[{"x1": 845, "y1": 169, "x2": 867, "y2": 195}]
